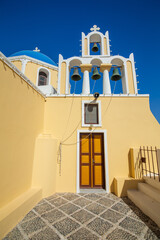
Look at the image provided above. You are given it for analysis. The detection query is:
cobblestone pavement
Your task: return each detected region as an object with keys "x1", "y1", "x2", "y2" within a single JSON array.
[{"x1": 3, "y1": 193, "x2": 160, "y2": 240}]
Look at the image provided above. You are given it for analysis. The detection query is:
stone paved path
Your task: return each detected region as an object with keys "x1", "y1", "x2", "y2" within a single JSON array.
[{"x1": 3, "y1": 193, "x2": 160, "y2": 240}]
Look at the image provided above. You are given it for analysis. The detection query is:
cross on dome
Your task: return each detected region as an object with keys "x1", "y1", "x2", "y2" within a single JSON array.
[
  {"x1": 90, "y1": 25, "x2": 100, "y2": 32},
  {"x1": 33, "y1": 47, "x2": 40, "y2": 52}
]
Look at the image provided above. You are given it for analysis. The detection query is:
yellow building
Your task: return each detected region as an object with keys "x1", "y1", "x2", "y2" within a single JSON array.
[{"x1": 0, "y1": 25, "x2": 160, "y2": 237}]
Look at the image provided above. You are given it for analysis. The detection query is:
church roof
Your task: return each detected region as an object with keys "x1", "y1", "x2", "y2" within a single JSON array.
[{"x1": 9, "y1": 50, "x2": 57, "y2": 66}]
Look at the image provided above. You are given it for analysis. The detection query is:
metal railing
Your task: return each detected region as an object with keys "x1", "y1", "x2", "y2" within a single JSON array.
[{"x1": 139, "y1": 146, "x2": 160, "y2": 182}]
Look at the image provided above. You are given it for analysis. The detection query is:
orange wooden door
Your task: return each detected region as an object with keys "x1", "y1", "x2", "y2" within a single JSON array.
[{"x1": 80, "y1": 133, "x2": 105, "y2": 189}]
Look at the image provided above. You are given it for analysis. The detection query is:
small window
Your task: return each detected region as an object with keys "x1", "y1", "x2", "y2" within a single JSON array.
[
  {"x1": 38, "y1": 71, "x2": 47, "y2": 86},
  {"x1": 82, "y1": 100, "x2": 101, "y2": 127},
  {"x1": 85, "y1": 104, "x2": 98, "y2": 124}
]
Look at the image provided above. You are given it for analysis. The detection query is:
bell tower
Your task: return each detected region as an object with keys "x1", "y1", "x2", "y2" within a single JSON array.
[
  {"x1": 81, "y1": 25, "x2": 110, "y2": 56},
  {"x1": 57, "y1": 25, "x2": 137, "y2": 96}
]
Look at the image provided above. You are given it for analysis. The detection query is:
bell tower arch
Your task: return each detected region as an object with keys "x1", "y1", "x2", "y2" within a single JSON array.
[{"x1": 82, "y1": 25, "x2": 110, "y2": 57}]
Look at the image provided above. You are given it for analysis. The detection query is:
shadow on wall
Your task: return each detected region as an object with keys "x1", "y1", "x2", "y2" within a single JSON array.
[
  {"x1": 110, "y1": 180, "x2": 115, "y2": 193},
  {"x1": 129, "y1": 147, "x2": 160, "y2": 180},
  {"x1": 128, "y1": 149, "x2": 143, "y2": 179},
  {"x1": 113, "y1": 149, "x2": 144, "y2": 197},
  {"x1": 115, "y1": 147, "x2": 160, "y2": 197},
  {"x1": 121, "y1": 179, "x2": 143, "y2": 197}
]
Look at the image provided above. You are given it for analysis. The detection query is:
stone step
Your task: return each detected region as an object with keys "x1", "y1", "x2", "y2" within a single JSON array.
[
  {"x1": 127, "y1": 189, "x2": 160, "y2": 227},
  {"x1": 138, "y1": 183, "x2": 160, "y2": 204},
  {"x1": 143, "y1": 176, "x2": 160, "y2": 191}
]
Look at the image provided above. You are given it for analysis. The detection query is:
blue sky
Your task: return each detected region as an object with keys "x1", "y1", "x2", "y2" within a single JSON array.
[{"x1": 0, "y1": 0, "x2": 160, "y2": 123}]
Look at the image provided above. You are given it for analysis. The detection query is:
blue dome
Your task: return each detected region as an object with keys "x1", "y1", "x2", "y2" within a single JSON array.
[{"x1": 10, "y1": 50, "x2": 57, "y2": 66}]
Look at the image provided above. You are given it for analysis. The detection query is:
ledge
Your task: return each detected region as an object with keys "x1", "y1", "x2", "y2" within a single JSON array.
[
  {"x1": 114, "y1": 177, "x2": 144, "y2": 197},
  {"x1": 46, "y1": 94, "x2": 150, "y2": 98},
  {"x1": 0, "y1": 188, "x2": 42, "y2": 239}
]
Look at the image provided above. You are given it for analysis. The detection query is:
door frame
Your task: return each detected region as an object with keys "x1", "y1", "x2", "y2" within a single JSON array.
[{"x1": 77, "y1": 130, "x2": 109, "y2": 193}]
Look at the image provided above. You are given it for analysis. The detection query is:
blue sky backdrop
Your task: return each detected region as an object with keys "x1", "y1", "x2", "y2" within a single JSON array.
[{"x1": 0, "y1": 0, "x2": 160, "y2": 122}]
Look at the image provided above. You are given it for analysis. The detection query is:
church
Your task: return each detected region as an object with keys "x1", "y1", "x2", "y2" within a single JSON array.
[{"x1": 0, "y1": 25, "x2": 160, "y2": 237}]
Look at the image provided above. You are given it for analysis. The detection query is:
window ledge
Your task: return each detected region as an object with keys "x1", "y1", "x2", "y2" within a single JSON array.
[{"x1": 82, "y1": 124, "x2": 102, "y2": 128}]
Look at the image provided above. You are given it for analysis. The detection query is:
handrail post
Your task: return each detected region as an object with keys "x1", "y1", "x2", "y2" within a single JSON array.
[
  {"x1": 147, "y1": 146, "x2": 151, "y2": 178},
  {"x1": 155, "y1": 147, "x2": 160, "y2": 182},
  {"x1": 140, "y1": 146, "x2": 143, "y2": 176},
  {"x1": 151, "y1": 146, "x2": 155, "y2": 180},
  {"x1": 143, "y1": 146, "x2": 147, "y2": 176}
]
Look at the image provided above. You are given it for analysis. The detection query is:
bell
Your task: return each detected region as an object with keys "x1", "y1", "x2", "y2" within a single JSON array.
[
  {"x1": 92, "y1": 43, "x2": 99, "y2": 52},
  {"x1": 71, "y1": 67, "x2": 81, "y2": 81},
  {"x1": 91, "y1": 67, "x2": 101, "y2": 80},
  {"x1": 111, "y1": 68, "x2": 121, "y2": 81}
]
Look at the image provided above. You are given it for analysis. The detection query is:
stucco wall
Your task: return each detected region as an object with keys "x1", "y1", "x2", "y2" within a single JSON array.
[
  {"x1": 11, "y1": 60, "x2": 22, "y2": 71},
  {"x1": 25, "y1": 62, "x2": 58, "y2": 89},
  {"x1": 127, "y1": 60, "x2": 135, "y2": 94},
  {"x1": 44, "y1": 96, "x2": 160, "y2": 193},
  {"x1": 0, "y1": 60, "x2": 45, "y2": 207},
  {"x1": 60, "y1": 62, "x2": 66, "y2": 94}
]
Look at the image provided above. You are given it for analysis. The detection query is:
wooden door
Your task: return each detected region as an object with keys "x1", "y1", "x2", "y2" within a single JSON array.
[{"x1": 80, "y1": 133, "x2": 105, "y2": 189}]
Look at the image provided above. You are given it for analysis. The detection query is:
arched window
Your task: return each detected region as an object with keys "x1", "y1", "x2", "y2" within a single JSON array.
[
  {"x1": 37, "y1": 68, "x2": 50, "y2": 86},
  {"x1": 89, "y1": 33, "x2": 102, "y2": 55},
  {"x1": 69, "y1": 59, "x2": 82, "y2": 94},
  {"x1": 38, "y1": 71, "x2": 47, "y2": 86},
  {"x1": 110, "y1": 58, "x2": 128, "y2": 94}
]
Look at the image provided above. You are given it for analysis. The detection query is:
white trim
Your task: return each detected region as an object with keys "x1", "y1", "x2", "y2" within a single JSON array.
[
  {"x1": 82, "y1": 70, "x2": 90, "y2": 94},
  {"x1": 82, "y1": 100, "x2": 102, "y2": 127},
  {"x1": 57, "y1": 54, "x2": 63, "y2": 94},
  {"x1": 76, "y1": 129, "x2": 109, "y2": 193},
  {"x1": 21, "y1": 59, "x2": 29, "y2": 74},
  {"x1": 121, "y1": 63, "x2": 127, "y2": 94},
  {"x1": 0, "y1": 52, "x2": 45, "y2": 98},
  {"x1": 109, "y1": 55, "x2": 127, "y2": 64},
  {"x1": 8, "y1": 55, "x2": 58, "y2": 70},
  {"x1": 84, "y1": 31, "x2": 111, "y2": 57},
  {"x1": 130, "y1": 53, "x2": 138, "y2": 94},
  {"x1": 46, "y1": 94, "x2": 150, "y2": 98},
  {"x1": 105, "y1": 31, "x2": 110, "y2": 56},
  {"x1": 36, "y1": 67, "x2": 51, "y2": 86},
  {"x1": 82, "y1": 32, "x2": 85, "y2": 57},
  {"x1": 103, "y1": 69, "x2": 111, "y2": 94},
  {"x1": 123, "y1": 61, "x2": 129, "y2": 94},
  {"x1": 101, "y1": 35, "x2": 104, "y2": 55},
  {"x1": 65, "y1": 62, "x2": 70, "y2": 94},
  {"x1": 65, "y1": 55, "x2": 128, "y2": 66},
  {"x1": 88, "y1": 32, "x2": 104, "y2": 56}
]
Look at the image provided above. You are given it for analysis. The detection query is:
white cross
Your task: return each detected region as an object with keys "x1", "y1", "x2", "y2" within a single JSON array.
[
  {"x1": 33, "y1": 47, "x2": 40, "y2": 52},
  {"x1": 90, "y1": 25, "x2": 100, "y2": 32}
]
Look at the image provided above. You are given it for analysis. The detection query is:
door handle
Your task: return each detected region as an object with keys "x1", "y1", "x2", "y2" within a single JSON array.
[{"x1": 92, "y1": 159, "x2": 95, "y2": 164}]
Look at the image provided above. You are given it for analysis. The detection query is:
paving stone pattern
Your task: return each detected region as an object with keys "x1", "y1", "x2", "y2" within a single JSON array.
[{"x1": 3, "y1": 193, "x2": 160, "y2": 240}]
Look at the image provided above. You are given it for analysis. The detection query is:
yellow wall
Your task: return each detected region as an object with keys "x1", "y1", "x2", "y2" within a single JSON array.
[
  {"x1": 44, "y1": 96, "x2": 160, "y2": 193},
  {"x1": 11, "y1": 60, "x2": 22, "y2": 71},
  {"x1": 84, "y1": 38, "x2": 88, "y2": 55},
  {"x1": 60, "y1": 62, "x2": 66, "y2": 94},
  {"x1": 1, "y1": 56, "x2": 160, "y2": 236},
  {"x1": 0, "y1": 188, "x2": 42, "y2": 239},
  {"x1": 130, "y1": 147, "x2": 159, "y2": 179},
  {"x1": 0, "y1": 59, "x2": 45, "y2": 208},
  {"x1": 104, "y1": 37, "x2": 108, "y2": 55},
  {"x1": 50, "y1": 69, "x2": 58, "y2": 89},
  {"x1": 127, "y1": 61, "x2": 135, "y2": 94},
  {"x1": 25, "y1": 62, "x2": 58, "y2": 89},
  {"x1": 25, "y1": 62, "x2": 39, "y2": 85},
  {"x1": 32, "y1": 134, "x2": 57, "y2": 197}
]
